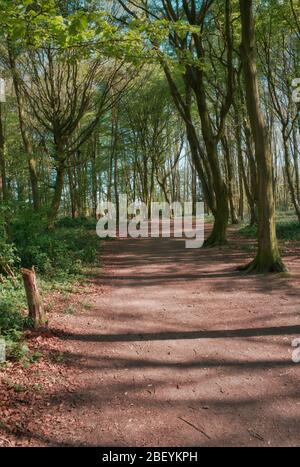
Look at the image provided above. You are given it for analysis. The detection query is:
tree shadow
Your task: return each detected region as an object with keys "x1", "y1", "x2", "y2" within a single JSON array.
[{"x1": 54, "y1": 324, "x2": 300, "y2": 343}]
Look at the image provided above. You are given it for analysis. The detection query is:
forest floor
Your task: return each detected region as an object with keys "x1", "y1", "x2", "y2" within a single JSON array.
[{"x1": 1, "y1": 225, "x2": 300, "y2": 447}]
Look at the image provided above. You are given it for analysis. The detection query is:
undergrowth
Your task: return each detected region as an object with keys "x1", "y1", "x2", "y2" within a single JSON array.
[
  {"x1": 239, "y1": 216, "x2": 300, "y2": 241},
  {"x1": 0, "y1": 212, "x2": 99, "y2": 361}
]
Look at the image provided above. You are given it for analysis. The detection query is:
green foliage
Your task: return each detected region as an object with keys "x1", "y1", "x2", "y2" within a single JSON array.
[
  {"x1": 0, "y1": 306, "x2": 24, "y2": 339},
  {"x1": 0, "y1": 279, "x2": 25, "y2": 337},
  {"x1": 276, "y1": 221, "x2": 300, "y2": 241},
  {"x1": 6, "y1": 339, "x2": 29, "y2": 361},
  {"x1": 11, "y1": 212, "x2": 99, "y2": 276},
  {"x1": 56, "y1": 216, "x2": 96, "y2": 230},
  {"x1": 0, "y1": 237, "x2": 19, "y2": 275},
  {"x1": 27, "y1": 351, "x2": 43, "y2": 363},
  {"x1": 239, "y1": 215, "x2": 300, "y2": 241},
  {"x1": 0, "y1": 214, "x2": 99, "y2": 360},
  {"x1": 0, "y1": 207, "x2": 19, "y2": 277},
  {"x1": 0, "y1": 278, "x2": 27, "y2": 361},
  {"x1": 0, "y1": 0, "x2": 61, "y2": 44},
  {"x1": 238, "y1": 224, "x2": 257, "y2": 239}
]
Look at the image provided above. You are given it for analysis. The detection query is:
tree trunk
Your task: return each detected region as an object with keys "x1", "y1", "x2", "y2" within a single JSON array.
[
  {"x1": 192, "y1": 76, "x2": 229, "y2": 246},
  {"x1": 238, "y1": 161, "x2": 244, "y2": 221},
  {"x1": 234, "y1": 101, "x2": 257, "y2": 224},
  {"x1": 27, "y1": 152, "x2": 40, "y2": 212},
  {"x1": 185, "y1": 122, "x2": 216, "y2": 214},
  {"x1": 191, "y1": 163, "x2": 197, "y2": 217},
  {"x1": 8, "y1": 44, "x2": 40, "y2": 211},
  {"x1": 21, "y1": 268, "x2": 45, "y2": 329},
  {"x1": 68, "y1": 165, "x2": 77, "y2": 219},
  {"x1": 48, "y1": 161, "x2": 65, "y2": 226},
  {"x1": 237, "y1": 134, "x2": 244, "y2": 222},
  {"x1": 223, "y1": 134, "x2": 239, "y2": 224},
  {"x1": 202, "y1": 141, "x2": 229, "y2": 247},
  {"x1": 292, "y1": 128, "x2": 300, "y2": 204},
  {"x1": 91, "y1": 136, "x2": 98, "y2": 219},
  {"x1": 239, "y1": 0, "x2": 286, "y2": 273},
  {"x1": 0, "y1": 103, "x2": 8, "y2": 202},
  {"x1": 205, "y1": 192, "x2": 229, "y2": 247},
  {"x1": 235, "y1": 120, "x2": 257, "y2": 225},
  {"x1": 283, "y1": 135, "x2": 300, "y2": 222},
  {"x1": 114, "y1": 147, "x2": 120, "y2": 225}
]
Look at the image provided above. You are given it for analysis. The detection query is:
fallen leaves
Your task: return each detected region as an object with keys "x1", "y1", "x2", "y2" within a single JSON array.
[{"x1": 0, "y1": 329, "x2": 79, "y2": 447}]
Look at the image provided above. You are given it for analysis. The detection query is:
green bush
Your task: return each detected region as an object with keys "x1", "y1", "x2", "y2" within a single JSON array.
[
  {"x1": 0, "y1": 213, "x2": 100, "y2": 360},
  {"x1": 239, "y1": 219, "x2": 300, "y2": 241},
  {"x1": 11, "y1": 212, "x2": 99, "y2": 276},
  {"x1": 276, "y1": 221, "x2": 300, "y2": 240},
  {"x1": 0, "y1": 237, "x2": 19, "y2": 275},
  {"x1": 56, "y1": 216, "x2": 96, "y2": 230},
  {"x1": 0, "y1": 278, "x2": 27, "y2": 361},
  {"x1": 0, "y1": 305, "x2": 24, "y2": 337},
  {"x1": 238, "y1": 224, "x2": 257, "y2": 238},
  {"x1": 0, "y1": 280, "x2": 25, "y2": 337},
  {"x1": 5, "y1": 339, "x2": 29, "y2": 361},
  {"x1": 0, "y1": 206, "x2": 19, "y2": 276}
]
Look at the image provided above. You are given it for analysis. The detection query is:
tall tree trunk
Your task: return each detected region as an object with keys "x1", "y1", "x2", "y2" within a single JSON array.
[
  {"x1": 292, "y1": 128, "x2": 300, "y2": 204},
  {"x1": 0, "y1": 103, "x2": 8, "y2": 203},
  {"x1": 235, "y1": 116, "x2": 257, "y2": 225},
  {"x1": 244, "y1": 119, "x2": 259, "y2": 224},
  {"x1": 107, "y1": 151, "x2": 113, "y2": 202},
  {"x1": 239, "y1": 0, "x2": 285, "y2": 272},
  {"x1": 238, "y1": 157, "x2": 244, "y2": 221},
  {"x1": 48, "y1": 161, "x2": 65, "y2": 227},
  {"x1": 191, "y1": 163, "x2": 197, "y2": 217},
  {"x1": 190, "y1": 66, "x2": 230, "y2": 245},
  {"x1": 185, "y1": 122, "x2": 216, "y2": 214},
  {"x1": 114, "y1": 144, "x2": 119, "y2": 226},
  {"x1": 111, "y1": 109, "x2": 120, "y2": 226},
  {"x1": 159, "y1": 178, "x2": 171, "y2": 205},
  {"x1": 91, "y1": 136, "x2": 98, "y2": 219},
  {"x1": 68, "y1": 165, "x2": 77, "y2": 219},
  {"x1": 234, "y1": 99, "x2": 257, "y2": 224},
  {"x1": 189, "y1": 137, "x2": 229, "y2": 245},
  {"x1": 222, "y1": 134, "x2": 239, "y2": 224},
  {"x1": 8, "y1": 44, "x2": 40, "y2": 211},
  {"x1": 27, "y1": 150, "x2": 40, "y2": 212},
  {"x1": 283, "y1": 135, "x2": 300, "y2": 222}
]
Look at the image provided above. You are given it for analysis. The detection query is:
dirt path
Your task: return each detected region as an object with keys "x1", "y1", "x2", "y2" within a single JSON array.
[{"x1": 19, "y1": 231, "x2": 300, "y2": 446}]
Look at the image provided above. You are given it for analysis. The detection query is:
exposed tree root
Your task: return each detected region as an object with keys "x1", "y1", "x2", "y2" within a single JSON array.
[
  {"x1": 203, "y1": 235, "x2": 228, "y2": 248},
  {"x1": 237, "y1": 256, "x2": 287, "y2": 274}
]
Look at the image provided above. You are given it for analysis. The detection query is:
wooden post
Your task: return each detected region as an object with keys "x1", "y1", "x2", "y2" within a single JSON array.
[{"x1": 21, "y1": 267, "x2": 45, "y2": 329}]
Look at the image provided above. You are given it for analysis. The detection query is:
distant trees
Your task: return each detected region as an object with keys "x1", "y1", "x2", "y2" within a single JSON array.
[
  {"x1": 116, "y1": 0, "x2": 298, "y2": 272},
  {"x1": 0, "y1": 0, "x2": 299, "y2": 274},
  {"x1": 122, "y1": 0, "x2": 236, "y2": 246},
  {"x1": 21, "y1": 49, "x2": 130, "y2": 224},
  {"x1": 8, "y1": 42, "x2": 41, "y2": 211},
  {"x1": 120, "y1": 74, "x2": 185, "y2": 215}
]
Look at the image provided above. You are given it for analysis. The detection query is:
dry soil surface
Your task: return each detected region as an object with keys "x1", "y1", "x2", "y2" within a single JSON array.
[{"x1": 2, "y1": 228, "x2": 300, "y2": 447}]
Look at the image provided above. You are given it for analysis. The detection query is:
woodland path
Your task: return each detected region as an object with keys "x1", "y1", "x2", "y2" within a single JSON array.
[{"x1": 19, "y1": 230, "x2": 300, "y2": 446}]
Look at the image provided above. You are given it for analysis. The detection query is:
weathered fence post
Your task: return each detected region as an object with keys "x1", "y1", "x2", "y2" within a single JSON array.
[{"x1": 21, "y1": 267, "x2": 45, "y2": 329}]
